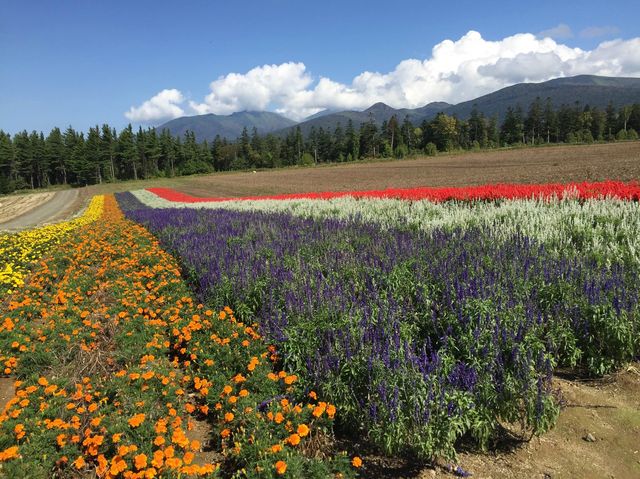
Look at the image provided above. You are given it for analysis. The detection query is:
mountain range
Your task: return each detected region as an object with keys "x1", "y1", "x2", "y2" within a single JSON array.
[{"x1": 157, "y1": 75, "x2": 640, "y2": 142}]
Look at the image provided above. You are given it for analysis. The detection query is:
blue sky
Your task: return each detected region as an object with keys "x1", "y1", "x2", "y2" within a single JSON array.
[{"x1": 1, "y1": 0, "x2": 639, "y2": 134}]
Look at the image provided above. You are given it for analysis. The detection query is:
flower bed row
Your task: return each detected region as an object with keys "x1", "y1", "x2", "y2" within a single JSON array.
[
  {"x1": 147, "y1": 180, "x2": 640, "y2": 203},
  {"x1": 0, "y1": 195, "x2": 357, "y2": 478},
  {"x1": 117, "y1": 190, "x2": 639, "y2": 462},
  {"x1": 133, "y1": 188, "x2": 640, "y2": 267},
  {"x1": 0, "y1": 196, "x2": 104, "y2": 297}
]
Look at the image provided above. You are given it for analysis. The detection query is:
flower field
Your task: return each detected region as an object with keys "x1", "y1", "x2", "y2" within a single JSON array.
[
  {"x1": 0, "y1": 196, "x2": 356, "y2": 478},
  {"x1": 0, "y1": 196, "x2": 104, "y2": 296},
  {"x1": 0, "y1": 181, "x2": 638, "y2": 478},
  {"x1": 118, "y1": 183, "x2": 639, "y2": 461}
]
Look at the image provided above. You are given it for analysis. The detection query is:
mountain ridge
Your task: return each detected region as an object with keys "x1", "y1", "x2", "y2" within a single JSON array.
[
  {"x1": 157, "y1": 111, "x2": 296, "y2": 142},
  {"x1": 157, "y1": 75, "x2": 640, "y2": 141}
]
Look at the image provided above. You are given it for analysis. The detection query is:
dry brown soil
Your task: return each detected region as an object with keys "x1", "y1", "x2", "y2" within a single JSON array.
[
  {"x1": 174, "y1": 142, "x2": 640, "y2": 198},
  {"x1": 79, "y1": 142, "x2": 640, "y2": 199}
]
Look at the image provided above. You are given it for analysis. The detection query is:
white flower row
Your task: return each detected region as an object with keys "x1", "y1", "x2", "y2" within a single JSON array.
[{"x1": 131, "y1": 189, "x2": 640, "y2": 265}]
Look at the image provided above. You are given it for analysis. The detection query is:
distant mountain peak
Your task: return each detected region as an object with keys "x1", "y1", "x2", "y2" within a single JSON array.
[
  {"x1": 157, "y1": 110, "x2": 296, "y2": 142},
  {"x1": 365, "y1": 102, "x2": 395, "y2": 113}
]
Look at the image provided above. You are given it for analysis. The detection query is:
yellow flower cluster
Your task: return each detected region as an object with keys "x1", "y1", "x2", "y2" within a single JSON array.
[{"x1": 0, "y1": 195, "x2": 104, "y2": 295}]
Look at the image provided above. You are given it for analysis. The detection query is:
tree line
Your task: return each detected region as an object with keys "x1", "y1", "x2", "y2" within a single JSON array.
[{"x1": 1, "y1": 99, "x2": 639, "y2": 194}]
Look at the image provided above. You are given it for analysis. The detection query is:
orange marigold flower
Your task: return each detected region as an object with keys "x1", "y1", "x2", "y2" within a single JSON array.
[
  {"x1": 220, "y1": 428, "x2": 231, "y2": 438},
  {"x1": 128, "y1": 413, "x2": 146, "y2": 427},
  {"x1": 152, "y1": 450, "x2": 164, "y2": 469},
  {"x1": 109, "y1": 456, "x2": 127, "y2": 475},
  {"x1": 0, "y1": 446, "x2": 20, "y2": 462},
  {"x1": 73, "y1": 456, "x2": 86, "y2": 469},
  {"x1": 134, "y1": 453, "x2": 147, "y2": 470},
  {"x1": 312, "y1": 403, "x2": 326, "y2": 418},
  {"x1": 297, "y1": 424, "x2": 310, "y2": 437},
  {"x1": 224, "y1": 412, "x2": 234, "y2": 423},
  {"x1": 351, "y1": 456, "x2": 363, "y2": 468},
  {"x1": 270, "y1": 444, "x2": 282, "y2": 453},
  {"x1": 165, "y1": 457, "x2": 182, "y2": 469},
  {"x1": 275, "y1": 460, "x2": 287, "y2": 475},
  {"x1": 286, "y1": 433, "x2": 301, "y2": 446},
  {"x1": 326, "y1": 403, "x2": 336, "y2": 418}
]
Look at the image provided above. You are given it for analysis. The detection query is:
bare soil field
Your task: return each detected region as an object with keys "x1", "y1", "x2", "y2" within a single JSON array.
[
  {"x1": 174, "y1": 142, "x2": 640, "y2": 198},
  {"x1": 81, "y1": 142, "x2": 640, "y2": 199},
  {"x1": 0, "y1": 191, "x2": 55, "y2": 224}
]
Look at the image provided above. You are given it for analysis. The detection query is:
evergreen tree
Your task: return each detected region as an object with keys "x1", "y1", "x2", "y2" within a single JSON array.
[
  {"x1": 0, "y1": 131, "x2": 15, "y2": 193},
  {"x1": 117, "y1": 125, "x2": 138, "y2": 180},
  {"x1": 345, "y1": 119, "x2": 359, "y2": 160},
  {"x1": 101, "y1": 125, "x2": 117, "y2": 181}
]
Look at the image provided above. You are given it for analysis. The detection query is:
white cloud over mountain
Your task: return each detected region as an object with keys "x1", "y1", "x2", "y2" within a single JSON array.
[
  {"x1": 125, "y1": 89, "x2": 185, "y2": 122},
  {"x1": 125, "y1": 30, "x2": 640, "y2": 123}
]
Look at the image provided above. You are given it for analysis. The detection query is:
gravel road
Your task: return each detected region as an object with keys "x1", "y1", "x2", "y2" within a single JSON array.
[{"x1": 0, "y1": 189, "x2": 79, "y2": 231}]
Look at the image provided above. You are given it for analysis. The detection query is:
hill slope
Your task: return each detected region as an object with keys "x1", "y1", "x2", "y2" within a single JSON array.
[
  {"x1": 444, "y1": 75, "x2": 640, "y2": 120},
  {"x1": 157, "y1": 111, "x2": 297, "y2": 142}
]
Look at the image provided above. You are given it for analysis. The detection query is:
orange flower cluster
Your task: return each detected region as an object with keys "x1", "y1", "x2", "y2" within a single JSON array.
[
  {"x1": 0, "y1": 194, "x2": 358, "y2": 477},
  {"x1": 0, "y1": 196, "x2": 218, "y2": 477}
]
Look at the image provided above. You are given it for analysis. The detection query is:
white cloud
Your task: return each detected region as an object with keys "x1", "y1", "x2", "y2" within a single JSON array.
[
  {"x1": 124, "y1": 89, "x2": 185, "y2": 123},
  {"x1": 580, "y1": 25, "x2": 621, "y2": 39},
  {"x1": 125, "y1": 31, "x2": 640, "y2": 123},
  {"x1": 538, "y1": 23, "x2": 574, "y2": 40}
]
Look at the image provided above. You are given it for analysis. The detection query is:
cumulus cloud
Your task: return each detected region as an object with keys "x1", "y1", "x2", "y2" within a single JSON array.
[
  {"x1": 538, "y1": 23, "x2": 574, "y2": 40},
  {"x1": 125, "y1": 89, "x2": 185, "y2": 123},
  {"x1": 125, "y1": 31, "x2": 640, "y2": 123}
]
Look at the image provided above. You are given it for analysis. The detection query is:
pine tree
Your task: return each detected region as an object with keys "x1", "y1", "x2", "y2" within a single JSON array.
[
  {"x1": 101, "y1": 125, "x2": 117, "y2": 181},
  {"x1": 117, "y1": 125, "x2": 138, "y2": 180},
  {"x1": 0, "y1": 131, "x2": 15, "y2": 193}
]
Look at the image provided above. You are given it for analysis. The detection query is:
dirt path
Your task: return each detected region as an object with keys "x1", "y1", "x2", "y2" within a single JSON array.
[
  {"x1": 0, "y1": 377, "x2": 15, "y2": 414},
  {"x1": 0, "y1": 192, "x2": 55, "y2": 224},
  {"x1": 0, "y1": 189, "x2": 79, "y2": 231}
]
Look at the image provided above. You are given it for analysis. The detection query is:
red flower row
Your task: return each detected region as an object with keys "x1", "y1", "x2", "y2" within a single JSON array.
[{"x1": 148, "y1": 180, "x2": 640, "y2": 204}]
